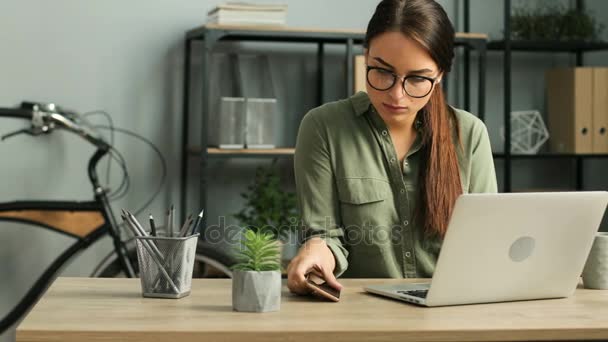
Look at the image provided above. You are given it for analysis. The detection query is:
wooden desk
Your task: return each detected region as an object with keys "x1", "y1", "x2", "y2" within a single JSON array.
[{"x1": 17, "y1": 277, "x2": 608, "y2": 342}]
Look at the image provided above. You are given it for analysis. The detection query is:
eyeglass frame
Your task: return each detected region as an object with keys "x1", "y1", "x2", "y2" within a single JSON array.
[{"x1": 365, "y1": 65, "x2": 440, "y2": 98}]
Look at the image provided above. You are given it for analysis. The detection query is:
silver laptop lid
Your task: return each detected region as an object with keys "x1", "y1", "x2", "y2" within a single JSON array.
[{"x1": 425, "y1": 191, "x2": 608, "y2": 307}]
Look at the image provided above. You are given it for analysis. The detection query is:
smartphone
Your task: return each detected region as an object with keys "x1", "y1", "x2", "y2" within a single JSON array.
[{"x1": 305, "y1": 272, "x2": 341, "y2": 302}]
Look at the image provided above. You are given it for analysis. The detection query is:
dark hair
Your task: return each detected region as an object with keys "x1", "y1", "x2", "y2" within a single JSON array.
[{"x1": 365, "y1": 0, "x2": 462, "y2": 238}]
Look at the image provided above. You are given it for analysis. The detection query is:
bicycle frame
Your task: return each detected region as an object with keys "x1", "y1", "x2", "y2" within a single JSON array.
[
  {"x1": 0, "y1": 103, "x2": 238, "y2": 333},
  {"x1": 0, "y1": 137, "x2": 135, "y2": 333}
]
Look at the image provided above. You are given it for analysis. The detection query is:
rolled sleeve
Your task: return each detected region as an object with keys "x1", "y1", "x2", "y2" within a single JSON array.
[{"x1": 294, "y1": 111, "x2": 349, "y2": 277}]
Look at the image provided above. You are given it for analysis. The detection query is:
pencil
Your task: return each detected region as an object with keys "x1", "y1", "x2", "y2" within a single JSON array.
[
  {"x1": 178, "y1": 214, "x2": 193, "y2": 237},
  {"x1": 166, "y1": 208, "x2": 172, "y2": 237},
  {"x1": 149, "y1": 214, "x2": 157, "y2": 237},
  {"x1": 122, "y1": 213, "x2": 179, "y2": 293},
  {"x1": 122, "y1": 210, "x2": 145, "y2": 236},
  {"x1": 191, "y1": 209, "x2": 204, "y2": 235},
  {"x1": 170, "y1": 205, "x2": 175, "y2": 237}
]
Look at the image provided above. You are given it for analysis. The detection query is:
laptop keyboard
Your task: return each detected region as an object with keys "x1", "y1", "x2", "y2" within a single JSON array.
[{"x1": 397, "y1": 289, "x2": 429, "y2": 298}]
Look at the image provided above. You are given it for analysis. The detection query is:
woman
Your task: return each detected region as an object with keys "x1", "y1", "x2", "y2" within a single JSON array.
[{"x1": 287, "y1": 0, "x2": 497, "y2": 295}]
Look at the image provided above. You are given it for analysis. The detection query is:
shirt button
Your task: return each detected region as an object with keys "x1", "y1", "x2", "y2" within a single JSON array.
[
  {"x1": 405, "y1": 252, "x2": 412, "y2": 258},
  {"x1": 390, "y1": 157, "x2": 396, "y2": 163},
  {"x1": 403, "y1": 220, "x2": 409, "y2": 226},
  {"x1": 400, "y1": 188, "x2": 405, "y2": 194},
  {"x1": 381, "y1": 130, "x2": 388, "y2": 136}
]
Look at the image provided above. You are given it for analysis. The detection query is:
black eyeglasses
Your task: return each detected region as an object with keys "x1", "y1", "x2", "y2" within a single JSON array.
[{"x1": 366, "y1": 66, "x2": 438, "y2": 98}]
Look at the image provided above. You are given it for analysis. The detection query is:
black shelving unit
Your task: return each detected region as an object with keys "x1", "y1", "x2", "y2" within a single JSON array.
[
  {"x1": 180, "y1": 24, "x2": 489, "y2": 226},
  {"x1": 487, "y1": 40, "x2": 608, "y2": 52},
  {"x1": 465, "y1": 0, "x2": 608, "y2": 193}
]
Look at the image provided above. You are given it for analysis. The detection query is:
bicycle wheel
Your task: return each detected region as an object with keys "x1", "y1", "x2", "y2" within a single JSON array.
[
  {"x1": 91, "y1": 239, "x2": 139, "y2": 278},
  {"x1": 91, "y1": 240, "x2": 237, "y2": 278}
]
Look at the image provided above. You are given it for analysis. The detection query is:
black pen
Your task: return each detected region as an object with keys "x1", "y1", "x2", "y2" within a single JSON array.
[{"x1": 149, "y1": 214, "x2": 157, "y2": 237}]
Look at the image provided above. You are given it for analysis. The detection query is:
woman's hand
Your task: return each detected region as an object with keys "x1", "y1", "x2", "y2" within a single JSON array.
[{"x1": 287, "y1": 237, "x2": 343, "y2": 295}]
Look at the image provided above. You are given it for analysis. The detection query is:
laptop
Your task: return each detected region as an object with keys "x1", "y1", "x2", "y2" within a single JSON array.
[{"x1": 364, "y1": 191, "x2": 608, "y2": 307}]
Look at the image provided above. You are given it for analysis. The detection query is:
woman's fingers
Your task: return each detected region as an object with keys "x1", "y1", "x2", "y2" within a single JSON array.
[
  {"x1": 314, "y1": 264, "x2": 343, "y2": 291},
  {"x1": 287, "y1": 237, "x2": 342, "y2": 295},
  {"x1": 287, "y1": 258, "x2": 313, "y2": 295}
]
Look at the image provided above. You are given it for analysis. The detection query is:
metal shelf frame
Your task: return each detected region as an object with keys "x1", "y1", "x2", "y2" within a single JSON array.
[
  {"x1": 464, "y1": 0, "x2": 608, "y2": 193},
  {"x1": 180, "y1": 25, "x2": 489, "y2": 226}
]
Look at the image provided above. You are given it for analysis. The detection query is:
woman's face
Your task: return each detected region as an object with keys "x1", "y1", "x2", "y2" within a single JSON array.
[{"x1": 365, "y1": 31, "x2": 442, "y2": 127}]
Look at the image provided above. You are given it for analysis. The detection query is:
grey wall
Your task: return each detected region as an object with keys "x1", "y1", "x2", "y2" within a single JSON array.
[
  {"x1": 0, "y1": 1, "x2": 380, "y2": 339},
  {"x1": 1, "y1": 0, "x2": 607, "y2": 340}
]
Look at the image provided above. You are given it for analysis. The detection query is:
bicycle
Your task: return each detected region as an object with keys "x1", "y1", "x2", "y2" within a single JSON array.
[{"x1": 0, "y1": 101, "x2": 236, "y2": 334}]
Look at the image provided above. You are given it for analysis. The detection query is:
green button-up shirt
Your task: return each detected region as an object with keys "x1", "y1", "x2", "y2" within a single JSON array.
[{"x1": 294, "y1": 92, "x2": 497, "y2": 278}]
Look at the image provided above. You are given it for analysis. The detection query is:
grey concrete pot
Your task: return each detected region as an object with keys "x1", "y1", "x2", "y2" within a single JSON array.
[
  {"x1": 582, "y1": 232, "x2": 608, "y2": 289},
  {"x1": 232, "y1": 270, "x2": 281, "y2": 312}
]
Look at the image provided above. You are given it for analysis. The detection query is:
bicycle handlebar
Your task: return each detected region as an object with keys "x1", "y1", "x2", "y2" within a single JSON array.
[
  {"x1": 0, "y1": 103, "x2": 108, "y2": 149},
  {"x1": 0, "y1": 108, "x2": 33, "y2": 120}
]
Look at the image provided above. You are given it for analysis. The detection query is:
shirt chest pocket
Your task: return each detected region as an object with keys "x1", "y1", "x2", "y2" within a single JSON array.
[{"x1": 336, "y1": 178, "x2": 393, "y2": 228}]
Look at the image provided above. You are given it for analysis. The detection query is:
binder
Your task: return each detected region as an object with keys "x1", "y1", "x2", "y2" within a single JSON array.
[
  {"x1": 546, "y1": 68, "x2": 593, "y2": 154},
  {"x1": 354, "y1": 55, "x2": 366, "y2": 94},
  {"x1": 592, "y1": 68, "x2": 608, "y2": 154}
]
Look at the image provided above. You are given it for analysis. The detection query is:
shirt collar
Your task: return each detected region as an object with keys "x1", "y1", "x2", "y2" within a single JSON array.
[{"x1": 350, "y1": 91, "x2": 370, "y2": 117}]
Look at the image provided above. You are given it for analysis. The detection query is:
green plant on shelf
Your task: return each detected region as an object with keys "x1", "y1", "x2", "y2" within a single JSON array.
[
  {"x1": 234, "y1": 164, "x2": 299, "y2": 241},
  {"x1": 510, "y1": 1, "x2": 604, "y2": 42},
  {"x1": 232, "y1": 229, "x2": 281, "y2": 272}
]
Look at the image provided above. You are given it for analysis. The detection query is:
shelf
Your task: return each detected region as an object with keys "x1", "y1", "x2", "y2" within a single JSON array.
[
  {"x1": 180, "y1": 20, "x2": 490, "y2": 222},
  {"x1": 487, "y1": 40, "x2": 608, "y2": 52},
  {"x1": 189, "y1": 146, "x2": 295, "y2": 158},
  {"x1": 493, "y1": 153, "x2": 608, "y2": 159},
  {"x1": 187, "y1": 24, "x2": 487, "y2": 46},
  {"x1": 463, "y1": 0, "x2": 608, "y2": 193},
  {"x1": 193, "y1": 24, "x2": 365, "y2": 35},
  {"x1": 195, "y1": 24, "x2": 487, "y2": 39},
  {"x1": 188, "y1": 24, "x2": 364, "y2": 43}
]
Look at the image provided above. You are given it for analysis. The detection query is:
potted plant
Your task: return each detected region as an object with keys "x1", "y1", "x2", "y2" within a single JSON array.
[
  {"x1": 232, "y1": 229, "x2": 282, "y2": 312},
  {"x1": 234, "y1": 164, "x2": 300, "y2": 262},
  {"x1": 510, "y1": 1, "x2": 604, "y2": 42}
]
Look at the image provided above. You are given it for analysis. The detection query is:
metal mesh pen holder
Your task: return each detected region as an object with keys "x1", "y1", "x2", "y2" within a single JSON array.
[{"x1": 135, "y1": 234, "x2": 199, "y2": 299}]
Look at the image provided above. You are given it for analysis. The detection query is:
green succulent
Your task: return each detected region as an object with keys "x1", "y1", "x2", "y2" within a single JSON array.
[{"x1": 232, "y1": 229, "x2": 281, "y2": 272}]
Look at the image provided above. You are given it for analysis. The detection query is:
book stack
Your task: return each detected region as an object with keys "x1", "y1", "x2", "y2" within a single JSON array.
[{"x1": 207, "y1": 2, "x2": 288, "y2": 27}]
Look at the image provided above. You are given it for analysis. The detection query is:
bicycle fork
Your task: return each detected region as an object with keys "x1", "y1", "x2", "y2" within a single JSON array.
[{"x1": 89, "y1": 148, "x2": 136, "y2": 278}]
